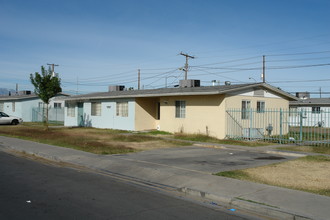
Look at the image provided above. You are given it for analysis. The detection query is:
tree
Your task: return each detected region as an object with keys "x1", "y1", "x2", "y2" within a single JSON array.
[{"x1": 30, "y1": 66, "x2": 62, "y2": 129}]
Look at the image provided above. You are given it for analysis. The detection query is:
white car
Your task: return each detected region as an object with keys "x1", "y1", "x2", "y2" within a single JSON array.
[{"x1": 0, "y1": 112, "x2": 23, "y2": 125}]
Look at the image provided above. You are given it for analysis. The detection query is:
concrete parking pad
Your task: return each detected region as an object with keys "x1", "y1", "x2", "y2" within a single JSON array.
[{"x1": 111, "y1": 146, "x2": 297, "y2": 174}]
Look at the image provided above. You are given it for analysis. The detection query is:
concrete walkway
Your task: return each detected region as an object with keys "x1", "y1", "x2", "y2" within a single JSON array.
[{"x1": 0, "y1": 136, "x2": 329, "y2": 220}]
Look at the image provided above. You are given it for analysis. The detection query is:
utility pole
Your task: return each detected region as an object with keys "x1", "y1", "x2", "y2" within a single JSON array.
[
  {"x1": 262, "y1": 55, "x2": 266, "y2": 83},
  {"x1": 47, "y1": 63, "x2": 59, "y2": 77},
  {"x1": 76, "y1": 77, "x2": 79, "y2": 95},
  {"x1": 138, "y1": 69, "x2": 141, "y2": 90},
  {"x1": 180, "y1": 52, "x2": 195, "y2": 80}
]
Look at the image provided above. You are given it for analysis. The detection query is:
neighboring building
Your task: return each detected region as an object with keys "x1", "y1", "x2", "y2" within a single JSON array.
[
  {"x1": 64, "y1": 82, "x2": 297, "y2": 139},
  {"x1": 0, "y1": 91, "x2": 68, "y2": 122},
  {"x1": 289, "y1": 96, "x2": 330, "y2": 127}
]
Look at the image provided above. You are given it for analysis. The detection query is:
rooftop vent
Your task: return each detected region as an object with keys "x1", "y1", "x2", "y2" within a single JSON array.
[
  {"x1": 18, "y1": 90, "x2": 32, "y2": 95},
  {"x1": 212, "y1": 80, "x2": 220, "y2": 86},
  {"x1": 179, "y1": 79, "x2": 200, "y2": 88},
  {"x1": 296, "y1": 92, "x2": 310, "y2": 99},
  {"x1": 109, "y1": 85, "x2": 125, "y2": 92}
]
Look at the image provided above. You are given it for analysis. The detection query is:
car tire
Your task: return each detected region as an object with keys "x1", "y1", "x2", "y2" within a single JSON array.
[{"x1": 11, "y1": 120, "x2": 19, "y2": 125}]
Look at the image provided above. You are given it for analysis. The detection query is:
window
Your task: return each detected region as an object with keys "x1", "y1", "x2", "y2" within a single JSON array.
[
  {"x1": 38, "y1": 102, "x2": 45, "y2": 110},
  {"x1": 0, "y1": 102, "x2": 3, "y2": 112},
  {"x1": 175, "y1": 101, "x2": 186, "y2": 118},
  {"x1": 54, "y1": 102, "x2": 62, "y2": 108},
  {"x1": 257, "y1": 101, "x2": 265, "y2": 113},
  {"x1": 12, "y1": 102, "x2": 15, "y2": 112},
  {"x1": 156, "y1": 102, "x2": 160, "y2": 120},
  {"x1": 116, "y1": 102, "x2": 128, "y2": 117},
  {"x1": 91, "y1": 102, "x2": 101, "y2": 116},
  {"x1": 289, "y1": 107, "x2": 298, "y2": 116},
  {"x1": 241, "y1": 100, "x2": 251, "y2": 119},
  {"x1": 67, "y1": 103, "x2": 75, "y2": 117},
  {"x1": 312, "y1": 107, "x2": 321, "y2": 114}
]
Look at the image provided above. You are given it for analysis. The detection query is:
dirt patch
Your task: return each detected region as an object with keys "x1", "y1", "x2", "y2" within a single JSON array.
[
  {"x1": 278, "y1": 145, "x2": 330, "y2": 155},
  {"x1": 218, "y1": 156, "x2": 330, "y2": 196}
]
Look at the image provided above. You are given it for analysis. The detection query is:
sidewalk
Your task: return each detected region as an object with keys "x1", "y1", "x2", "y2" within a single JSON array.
[{"x1": 1, "y1": 135, "x2": 329, "y2": 220}]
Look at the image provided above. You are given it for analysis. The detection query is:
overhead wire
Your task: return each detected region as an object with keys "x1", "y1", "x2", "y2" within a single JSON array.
[
  {"x1": 191, "y1": 67, "x2": 245, "y2": 83},
  {"x1": 267, "y1": 78, "x2": 330, "y2": 84},
  {"x1": 267, "y1": 56, "x2": 330, "y2": 63},
  {"x1": 190, "y1": 56, "x2": 260, "y2": 67},
  {"x1": 266, "y1": 50, "x2": 330, "y2": 57},
  {"x1": 267, "y1": 63, "x2": 330, "y2": 70}
]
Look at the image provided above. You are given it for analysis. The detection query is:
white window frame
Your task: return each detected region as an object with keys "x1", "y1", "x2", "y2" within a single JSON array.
[
  {"x1": 91, "y1": 102, "x2": 102, "y2": 116},
  {"x1": 116, "y1": 102, "x2": 128, "y2": 117},
  {"x1": 312, "y1": 106, "x2": 321, "y2": 114},
  {"x1": 38, "y1": 102, "x2": 45, "y2": 110},
  {"x1": 289, "y1": 107, "x2": 298, "y2": 117},
  {"x1": 242, "y1": 100, "x2": 251, "y2": 119},
  {"x1": 257, "y1": 101, "x2": 265, "y2": 113},
  {"x1": 54, "y1": 102, "x2": 62, "y2": 109},
  {"x1": 67, "y1": 103, "x2": 75, "y2": 117},
  {"x1": 175, "y1": 100, "x2": 186, "y2": 118}
]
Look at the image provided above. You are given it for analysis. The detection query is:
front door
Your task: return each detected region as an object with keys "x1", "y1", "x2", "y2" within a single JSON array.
[{"x1": 77, "y1": 102, "x2": 84, "y2": 126}]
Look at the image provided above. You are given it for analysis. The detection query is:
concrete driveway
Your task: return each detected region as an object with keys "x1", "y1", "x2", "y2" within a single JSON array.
[{"x1": 110, "y1": 145, "x2": 296, "y2": 174}]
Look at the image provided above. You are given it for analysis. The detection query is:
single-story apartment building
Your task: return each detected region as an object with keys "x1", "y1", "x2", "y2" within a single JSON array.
[
  {"x1": 289, "y1": 97, "x2": 330, "y2": 128},
  {"x1": 0, "y1": 91, "x2": 68, "y2": 122},
  {"x1": 64, "y1": 82, "x2": 297, "y2": 139}
]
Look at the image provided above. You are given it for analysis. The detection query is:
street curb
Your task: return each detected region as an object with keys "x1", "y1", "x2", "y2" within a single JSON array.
[
  {"x1": 2, "y1": 145, "x2": 62, "y2": 162},
  {"x1": 179, "y1": 187, "x2": 312, "y2": 220}
]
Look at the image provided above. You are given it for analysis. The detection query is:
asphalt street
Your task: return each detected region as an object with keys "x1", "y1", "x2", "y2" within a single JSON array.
[{"x1": 0, "y1": 151, "x2": 259, "y2": 220}]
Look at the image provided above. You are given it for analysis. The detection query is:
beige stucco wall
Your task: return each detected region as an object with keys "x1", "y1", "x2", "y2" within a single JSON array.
[
  {"x1": 135, "y1": 97, "x2": 158, "y2": 130},
  {"x1": 157, "y1": 95, "x2": 226, "y2": 138},
  {"x1": 134, "y1": 90, "x2": 291, "y2": 139},
  {"x1": 225, "y1": 94, "x2": 289, "y2": 109},
  {"x1": 225, "y1": 94, "x2": 290, "y2": 137}
]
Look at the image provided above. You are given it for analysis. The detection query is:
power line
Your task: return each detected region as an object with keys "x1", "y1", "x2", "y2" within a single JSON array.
[
  {"x1": 193, "y1": 34, "x2": 330, "y2": 57},
  {"x1": 267, "y1": 63, "x2": 330, "y2": 70},
  {"x1": 266, "y1": 50, "x2": 330, "y2": 57},
  {"x1": 78, "y1": 70, "x2": 136, "y2": 81},
  {"x1": 192, "y1": 61, "x2": 261, "y2": 68},
  {"x1": 268, "y1": 78, "x2": 330, "y2": 84},
  {"x1": 192, "y1": 66, "x2": 261, "y2": 71},
  {"x1": 191, "y1": 68, "x2": 245, "y2": 83},
  {"x1": 191, "y1": 62, "x2": 330, "y2": 72},
  {"x1": 267, "y1": 56, "x2": 330, "y2": 63},
  {"x1": 191, "y1": 56, "x2": 260, "y2": 67}
]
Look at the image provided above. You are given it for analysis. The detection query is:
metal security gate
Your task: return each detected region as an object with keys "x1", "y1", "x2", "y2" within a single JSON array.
[
  {"x1": 32, "y1": 107, "x2": 64, "y2": 125},
  {"x1": 226, "y1": 108, "x2": 330, "y2": 146}
]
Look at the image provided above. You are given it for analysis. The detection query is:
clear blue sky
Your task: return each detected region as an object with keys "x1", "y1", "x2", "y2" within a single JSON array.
[{"x1": 1, "y1": 0, "x2": 330, "y2": 97}]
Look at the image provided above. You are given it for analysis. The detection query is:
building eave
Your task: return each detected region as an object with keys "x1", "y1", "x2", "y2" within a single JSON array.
[{"x1": 64, "y1": 83, "x2": 297, "y2": 102}]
